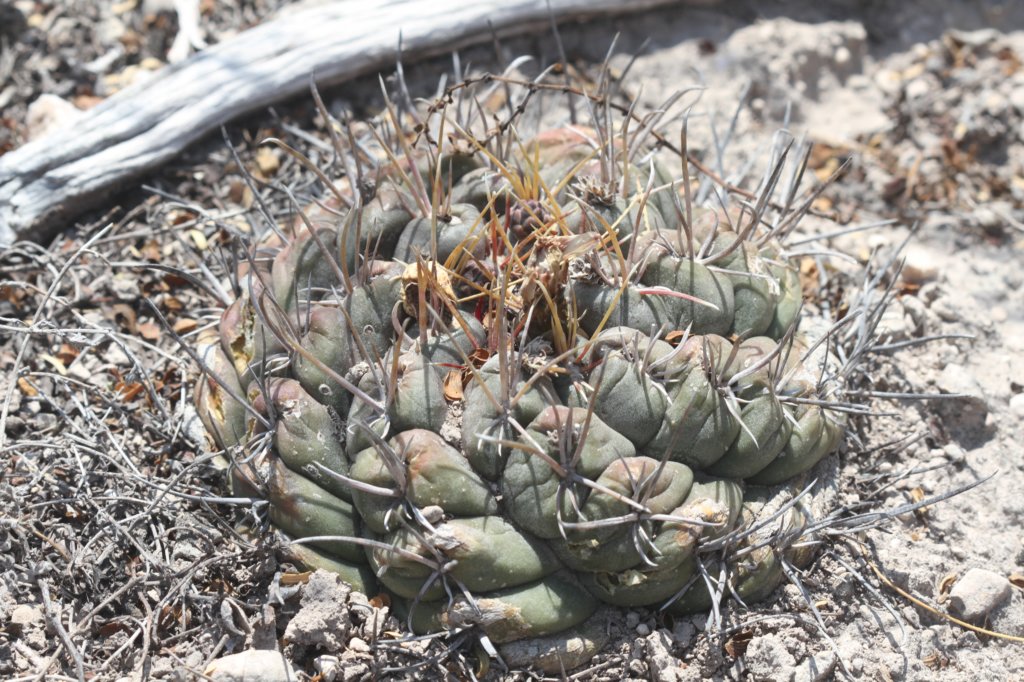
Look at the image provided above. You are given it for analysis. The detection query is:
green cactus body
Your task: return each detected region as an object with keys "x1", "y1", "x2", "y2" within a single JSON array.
[
  {"x1": 195, "y1": 111, "x2": 847, "y2": 672},
  {"x1": 195, "y1": 333, "x2": 248, "y2": 450},
  {"x1": 266, "y1": 457, "x2": 364, "y2": 564}
]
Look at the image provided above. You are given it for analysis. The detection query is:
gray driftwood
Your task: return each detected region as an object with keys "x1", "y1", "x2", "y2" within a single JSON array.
[{"x1": 0, "y1": 0, "x2": 697, "y2": 247}]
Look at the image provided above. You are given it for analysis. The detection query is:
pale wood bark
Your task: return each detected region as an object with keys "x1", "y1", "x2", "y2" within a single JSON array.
[{"x1": 0, "y1": 0, "x2": 701, "y2": 246}]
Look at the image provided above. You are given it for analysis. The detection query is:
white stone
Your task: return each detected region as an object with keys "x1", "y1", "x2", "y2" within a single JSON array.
[
  {"x1": 26, "y1": 94, "x2": 83, "y2": 141},
  {"x1": 930, "y1": 296, "x2": 960, "y2": 323},
  {"x1": 744, "y1": 634, "x2": 797, "y2": 682},
  {"x1": 347, "y1": 637, "x2": 370, "y2": 653},
  {"x1": 1009, "y1": 85, "x2": 1024, "y2": 112},
  {"x1": 646, "y1": 630, "x2": 683, "y2": 682},
  {"x1": 283, "y1": 570, "x2": 352, "y2": 651},
  {"x1": 10, "y1": 604, "x2": 43, "y2": 628},
  {"x1": 947, "y1": 568, "x2": 1011, "y2": 622},
  {"x1": 947, "y1": 28, "x2": 999, "y2": 47},
  {"x1": 876, "y1": 305, "x2": 912, "y2": 341},
  {"x1": 1009, "y1": 393, "x2": 1024, "y2": 418},
  {"x1": 96, "y1": 16, "x2": 126, "y2": 45},
  {"x1": 937, "y1": 364, "x2": 986, "y2": 408},
  {"x1": 901, "y1": 246, "x2": 940, "y2": 284},
  {"x1": 905, "y1": 77, "x2": 931, "y2": 101},
  {"x1": 793, "y1": 650, "x2": 837, "y2": 682},
  {"x1": 204, "y1": 650, "x2": 297, "y2": 682}
]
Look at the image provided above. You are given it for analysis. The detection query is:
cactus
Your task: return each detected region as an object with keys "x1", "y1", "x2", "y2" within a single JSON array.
[{"x1": 194, "y1": 73, "x2": 850, "y2": 672}]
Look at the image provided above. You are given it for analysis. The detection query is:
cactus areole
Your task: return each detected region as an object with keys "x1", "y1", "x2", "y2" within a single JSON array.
[{"x1": 194, "y1": 77, "x2": 847, "y2": 672}]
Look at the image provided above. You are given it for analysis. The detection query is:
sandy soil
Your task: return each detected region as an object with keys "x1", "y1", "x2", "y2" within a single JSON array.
[{"x1": 2, "y1": 1, "x2": 1023, "y2": 680}]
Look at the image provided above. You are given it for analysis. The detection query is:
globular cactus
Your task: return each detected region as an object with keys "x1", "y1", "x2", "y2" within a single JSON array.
[{"x1": 193, "y1": 75, "x2": 849, "y2": 672}]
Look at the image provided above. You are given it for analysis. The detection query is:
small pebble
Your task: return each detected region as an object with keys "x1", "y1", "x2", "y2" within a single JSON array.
[
  {"x1": 930, "y1": 297, "x2": 960, "y2": 322},
  {"x1": 35, "y1": 413, "x2": 58, "y2": 430},
  {"x1": 901, "y1": 245, "x2": 939, "y2": 284},
  {"x1": 793, "y1": 650, "x2": 837, "y2": 682},
  {"x1": 904, "y1": 78, "x2": 931, "y2": 100},
  {"x1": 974, "y1": 207, "x2": 1002, "y2": 231},
  {"x1": 25, "y1": 94, "x2": 83, "y2": 141},
  {"x1": 1010, "y1": 87, "x2": 1024, "y2": 113},
  {"x1": 204, "y1": 650, "x2": 297, "y2": 682},
  {"x1": 744, "y1": 634, "x2": 797, "y2": 681},
  {"x1": 942, "y1": 442, "x2": 967, "y2": 463},
  {"x1": 636, "y1": 622, "x2": 651, "y2": 636},
  {"x1": 1010, "y1": 393, "x2": 1024, "y2": 418},
  {"x1": 10, "y1": 604, "x2": 44, "y2": 629},
  {"x1": 947, "y1": 568, "x2": 1011, "y2": 622},
  {"x1": 936, "y1": 364, "x2": 987, "y2": 409}
]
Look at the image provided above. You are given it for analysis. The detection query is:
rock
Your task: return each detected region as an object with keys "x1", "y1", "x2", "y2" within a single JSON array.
[
  {"x1": 900, "y1": 295, "x2": 929, "y2": 335},
  {"x1": 876, "y1": 304, "x2": 913, "y2": 341},
  {"x1": 877, "y1": 295, "x2": 929, "y2": 341},
  {"x1": 947, "y1": 568, "x2": 1011, "y2": 622},
  {"x1": 942, "y1": 442, "x2": 967, "y2": 463},
  {"x1": 934, "y1": 364, "x2": 988, "y2": 433},
  {"x1": 142, "y1": 0, "x2": 178, "y2": 12},
  {"x1": 312, "y1": 656, "x2": 342, "y2": 681},
  {"x1": 347, "y1": 637, "x2": 370, "y2": 653},
  {"x1": 973, "y1": 207, "x2": 1003, "y2": 233},
  {"x1": 793, "y1": 650, "x2": 837, "y2": 682},
  {"x1": 744, "y1": 634, "x2": 796, "y2": 682},
  {"x1": 1010, "y1": 393, "x2": 1024, "y2": 418},
  {"x1": 204, "y1": 650, "x2": 297, "y2": 682},
  {"x1": 646, "y1": 630, "x2": 684, "y2": 682},
  {"x1": 26, "y1": 94, "x2": 83, "y2": 141},
  {"x1": 10, "y1": 603, "x2": 47, "y2": 647},
  {"x1": 901, "y1": 245, "x2": 940, "y2": 284},
  {"x1": 930, "y1": 297, "x2": 961, "y2": 323},
  {"x1": 9, "y1": 604, "x2": 44, "y2": 632},
  {"x1": 947, "y1": 28, "x2": 999, "y2": 48},
  {"x1": 936, "y1": 364, "x2": 985, "y2": 400},
  {"x1": 96, "y1": 16, "x2": 126, "y2": 45},
  {"x1": 283, "y1": 570, "x2": 353, "y2": 651},
  {"x1": 1009, "y1": 85, "x2": 1024, "y2": 113},
  {"x1": 340, "y1": 661, "x2": 370, "y2": 682},
  {"x1": 251, "y1": 605, "x2": 278, "y2": 651},
  {"x1": 904, "y1": 77, "x2": 932, "y2": 101},
  {"x1": 671, "y1": 619, "x2": 697, "y2": 649}
]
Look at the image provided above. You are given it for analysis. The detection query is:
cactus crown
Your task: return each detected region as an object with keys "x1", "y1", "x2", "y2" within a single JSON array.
[{"x1": 194, "y1": 67, "x2": 849, "y2": 672}]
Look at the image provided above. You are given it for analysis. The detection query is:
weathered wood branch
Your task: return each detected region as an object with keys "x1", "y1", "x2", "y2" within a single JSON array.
[{"x1": 0, "y1": 0, "x2": 698, "y2": 246}]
